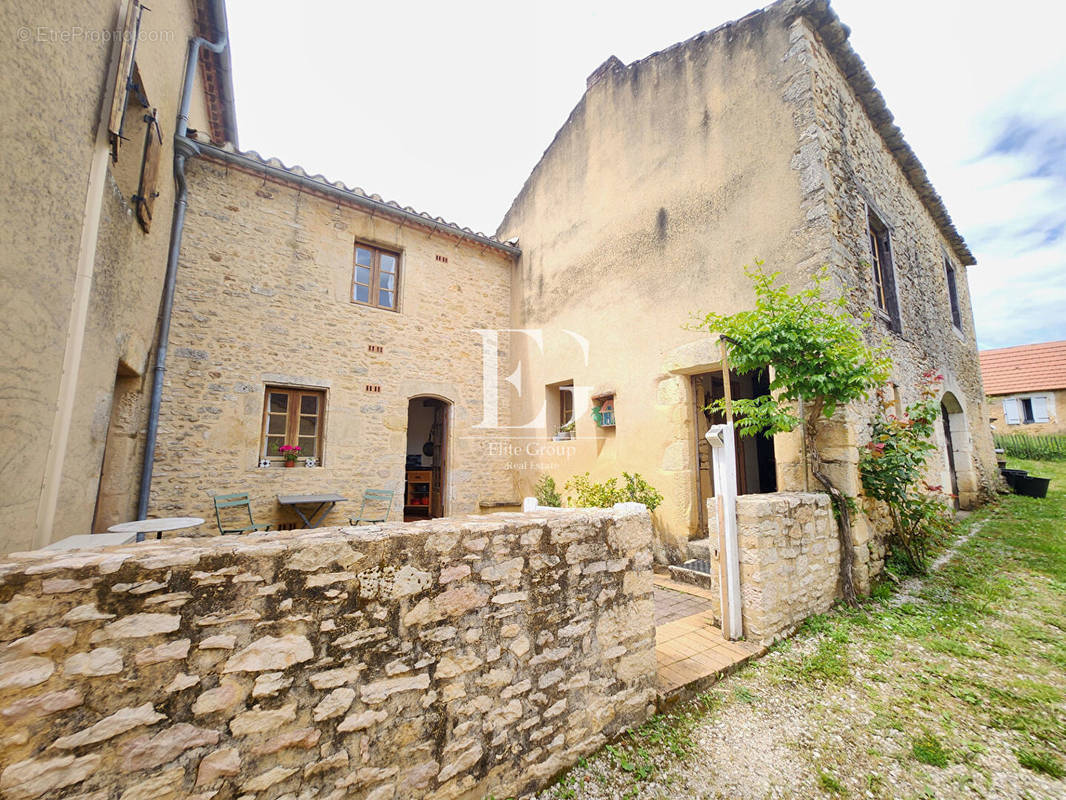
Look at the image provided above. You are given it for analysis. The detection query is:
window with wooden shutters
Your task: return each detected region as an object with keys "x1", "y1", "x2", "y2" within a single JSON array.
[
  {"x1": 134, "y1": 110, "x2": 162, "y2": 232},
  {"x1": 1002, "y1": 398, "x2": 1021, "y2": 425},
  {"x1": 261, "y1": 387, "x2": 326, "y2": 463},
  {"x1": 1031, "y1": 396, "x2": 1050, "y2": 423},
  {"x1": 944, "y1": 256, "x2": 962, "y2": 330},
  {"x1": 107, "y1": 0, "x2": 144, "y2": 163},
  {"x1": 352, "y1": 243, "x2": 400, "y2": 311}
]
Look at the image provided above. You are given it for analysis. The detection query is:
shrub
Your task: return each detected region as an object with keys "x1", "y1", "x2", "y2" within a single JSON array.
[
  {"x1": 860, "y1": 373, "x2": 955, "y2": 573},
  {"x1": 533, "y1": 475, "x2": 562, "y2": 507},
  {"x1": 562, "y1": 472, "x2": 663, "y2": 511}
]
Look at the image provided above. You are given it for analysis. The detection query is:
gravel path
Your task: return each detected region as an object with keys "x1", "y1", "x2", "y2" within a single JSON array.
[{"x1": 533, "y1": 505, "x2": 1066, "y2": 800}]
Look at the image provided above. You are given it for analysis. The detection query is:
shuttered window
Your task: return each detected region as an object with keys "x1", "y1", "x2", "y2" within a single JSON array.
[
  {"x1": 1003, "y1": 398, "x2": 1020, "y2": 425},
  {"x1": 135, "y1": 110, "x2": 162, "y2": 232},
  {"x1": 1031, "y1": 396, "x2": 1050, "y2": 423},
  {"x1": 107, "y1": 0, "x2": 144, "y2": 162}
]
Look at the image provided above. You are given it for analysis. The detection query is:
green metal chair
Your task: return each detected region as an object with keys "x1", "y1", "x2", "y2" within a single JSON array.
[
  {"x1": 212, "y1": 493, "x2": 272, "y2": 535},
  {"x1": 349, "y1": 489, "x2": 394, "y2": 525}
]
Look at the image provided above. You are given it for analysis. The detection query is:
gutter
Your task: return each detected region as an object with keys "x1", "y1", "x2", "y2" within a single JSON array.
[
  {"x1": 136, "y1": 27, "x2": 229, "y2": 519},
  {"x1": 195, "y1": 143, "x2": 522, "y2": 258}
]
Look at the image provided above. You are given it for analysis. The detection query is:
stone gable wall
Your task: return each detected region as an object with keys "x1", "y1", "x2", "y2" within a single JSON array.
[{"x1": 0, "y1": 508, "x2": 656, "y2": 800}]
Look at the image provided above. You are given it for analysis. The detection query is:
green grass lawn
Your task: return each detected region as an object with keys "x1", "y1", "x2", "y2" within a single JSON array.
[{"x1": 537, "y1": 459, "x2": 1066, "y2": 800}]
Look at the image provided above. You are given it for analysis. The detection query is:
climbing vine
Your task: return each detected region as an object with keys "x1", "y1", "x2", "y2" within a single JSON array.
[{"x1": 691, "y1": 263, "x2": 890, "y2": 605}]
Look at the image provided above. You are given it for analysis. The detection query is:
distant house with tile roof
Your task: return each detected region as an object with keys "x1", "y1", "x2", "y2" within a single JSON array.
[{"x1": 981, "y1": 341, "x2": 1066, "y2": 434}]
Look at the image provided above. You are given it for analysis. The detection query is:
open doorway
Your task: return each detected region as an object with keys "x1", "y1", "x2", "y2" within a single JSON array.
[
  {"x1": 691, "y1": 369, "x2": 777, "y2": 534},
  {"x1": 405, "y1": 397, "x2": 449, "y2": 520}
]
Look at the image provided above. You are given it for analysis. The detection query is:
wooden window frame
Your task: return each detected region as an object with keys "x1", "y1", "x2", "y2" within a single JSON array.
[
  {"x1": 559, "y1": 384, "x2": 574, "y2": 429},
  {"x1": 260, "y1": 386, "x2": 327, "y2": 464},
  {"x1": 944, "y1": 256, "x2": 962, "y2": 330},
  {"x1": 867, "y1": 208, "x2": 900, "y2": 331},
  {"x1": 352, "y1": 242, "x2": 401, "y2": 311}
]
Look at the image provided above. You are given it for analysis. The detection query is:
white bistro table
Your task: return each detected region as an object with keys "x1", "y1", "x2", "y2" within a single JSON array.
[{"x1": 107, "y1": 517, "x2": 205, "y2": 543}]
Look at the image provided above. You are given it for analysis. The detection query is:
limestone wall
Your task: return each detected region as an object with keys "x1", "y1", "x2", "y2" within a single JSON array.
[
  {"x1": 150, "y1": 154, "x2": 518, "y2": 532},
  {"x1": 0, "y1": 508, "x2": 656, "y2": 800},
  {"x1": 704, "y1": 493, "x2": 845, "y2": 644}
]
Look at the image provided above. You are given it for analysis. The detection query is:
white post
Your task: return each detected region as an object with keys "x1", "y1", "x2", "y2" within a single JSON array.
[{"x1": 707, "y1": 423, "x2": 742, "y2": 639}]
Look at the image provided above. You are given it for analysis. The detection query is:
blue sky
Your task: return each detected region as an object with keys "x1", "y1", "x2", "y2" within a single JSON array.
[{"x1": 225, "y1": 0, "x2": 1066, "y2": 350}]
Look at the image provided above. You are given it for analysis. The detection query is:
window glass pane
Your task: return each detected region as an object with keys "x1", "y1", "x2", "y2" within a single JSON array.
[
  {"x1": 269, "y1": 393, "x2": 288, "y2": 413},
  {"x1": 265, "y1": 436, "x2": 284, "y2": 456},
  {"x1": 298, "y1": 436, "x2": 317, "y2": 456},
  {"x1": 267, "y1": 414, "x2": 286, "y2": 435},
  {"x1": 300, "y1": 395, "x2": 318, "y2": 415},
  {"x1": 378, "y1": 289, "x2": 394, "y2": 308},
  {"x1": 355, "y1": 266, "x2": 371, "y2": 285},
  {"x1": 299, "y1": 416, "x2": 318, "y2": 436},
  {"x1": 380, "y1": 254, "x2": 396, "y2": 273},
  {"x1": 355, "y1": 247, "x2": 372, "y2": 267},
  {"x1": 354, "y1": 284, "x2": 369, "y2": 303},
  {"x1": 380, "y1": 271, "x2": 395, "y2": 290}
]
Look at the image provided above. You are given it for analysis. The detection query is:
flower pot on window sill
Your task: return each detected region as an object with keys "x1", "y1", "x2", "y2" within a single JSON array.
[{"x1": 284, "y1": 461, "x2": 296, "y2": 468}]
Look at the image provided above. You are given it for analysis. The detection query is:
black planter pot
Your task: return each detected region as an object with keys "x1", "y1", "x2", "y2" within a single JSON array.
[
  {"x1": 1014, "y1": 475, "x2": 1051, "y2": 499},
  {"x1": 1000, "y1": 468, "x2": 1028, "y2": 490}
]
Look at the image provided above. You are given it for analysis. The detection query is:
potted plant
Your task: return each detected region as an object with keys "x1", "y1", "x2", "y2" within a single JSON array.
[
  {"x1": 278, "y1": 444, "x2": 301, "y2": 467},
  {"x1": 555, "y1": 420, "x2": 575, "y2": 440}
]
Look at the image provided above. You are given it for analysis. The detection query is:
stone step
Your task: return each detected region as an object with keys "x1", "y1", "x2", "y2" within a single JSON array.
[{"x1": 667, "y1": 561, "x2": 715, "y2": 591}]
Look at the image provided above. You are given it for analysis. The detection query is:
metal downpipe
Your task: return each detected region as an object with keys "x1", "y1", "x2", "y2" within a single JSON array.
[{"x1": 136, "y1": 30, "x2": 227, "y2": 519}]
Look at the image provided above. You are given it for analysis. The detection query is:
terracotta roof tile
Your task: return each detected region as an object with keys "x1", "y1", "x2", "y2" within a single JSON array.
[{"x1": 979, "y1": 341, "x2": 1066, "y2": 395}]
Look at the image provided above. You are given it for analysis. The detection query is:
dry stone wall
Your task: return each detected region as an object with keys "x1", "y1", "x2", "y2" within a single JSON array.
[
  {"x1": 703, "y1": 493, "x2": 846, "y2": 644},
  {"x1": 0, "y1": 508, "x2": 656, "y2": 799}
]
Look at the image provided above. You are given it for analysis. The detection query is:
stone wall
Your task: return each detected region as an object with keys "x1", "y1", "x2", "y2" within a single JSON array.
[
  {"x1": 797, "y1": 10, "x2": 1000, "y2": 509},
  {"x1": 150, "y1": 152, "x2": 518, "y2": 532},
  {"x1": 735, "y1": 493, "x2": 842, "y2": 644},
  {"x1": 0, "y1": 507, "x2": 657, "y2": 800},
  {"x1": 703, "y1": 493, "x2": 848, "y2": 644}
]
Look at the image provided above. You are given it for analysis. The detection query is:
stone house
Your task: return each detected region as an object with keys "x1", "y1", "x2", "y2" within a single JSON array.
[
  {"x1": 148, "y1": 146, "x2": 520, "y2": 528},
  {"x1": 0, "y1": 0, "x2": 236, "y2": 553},
  {"x1": 1, "y1": 0, "x2": 998, "y2": 581},
  {"x1": 496, "y1": 0, "x2": 998, "y2": 578},
  {"x1": 981, "y1": 340, "x2": 1066, "y2": 435}
]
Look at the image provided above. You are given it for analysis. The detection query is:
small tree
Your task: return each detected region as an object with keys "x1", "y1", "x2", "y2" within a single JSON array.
[
  {"x1": 859, "y1": 373, "x2": 955, "y2": 573},
  {"x1": 692, "y1": 264, "x2": 890, "y2": 605}
]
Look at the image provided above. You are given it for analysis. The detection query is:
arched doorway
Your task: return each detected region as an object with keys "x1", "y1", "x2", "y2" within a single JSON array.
[
  {"x1": 939, "y1": 392, "x2": 976, "y2": 509},
  {"x1": 405, "y1": 397, "x2": 449, "y2": 520}
]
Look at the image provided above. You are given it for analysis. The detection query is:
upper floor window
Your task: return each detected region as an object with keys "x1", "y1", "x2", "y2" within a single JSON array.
[
  {"x1": 352, "y1": 243, "x2": 400, "y2": 311},
  {"x1": 944, "y1": 256, "x2": 962, "y2": 330},
  {"x1": 261, "y1": 387, "x2": 326, "y2": 463},
  {"x1": 867, "y1": 208, "x2": 900, "y2": 330}
]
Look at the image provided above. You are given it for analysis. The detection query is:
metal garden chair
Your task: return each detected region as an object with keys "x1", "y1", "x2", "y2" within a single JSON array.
[
  {"x1": 211, "y1": 492, "x2": 272, "y2": 535},
  {"x1": 349, "y1": 489, "x2": 394, "y2": 525}
]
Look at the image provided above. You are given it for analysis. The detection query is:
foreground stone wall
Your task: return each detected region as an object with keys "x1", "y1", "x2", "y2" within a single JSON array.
[
  {"x1": 704, "y1": 493, "x2": 847, "y2": 644},
  {"x1": 0, "y1": 508, "x2": 656, "y2": 800}
]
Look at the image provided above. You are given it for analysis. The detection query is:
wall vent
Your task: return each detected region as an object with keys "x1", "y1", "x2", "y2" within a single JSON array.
[
  {"x1": 367, "y1": 344, "x2": 383, "y2": 353},
  {"x1": 435, "y1": 254, "x2": 449, "y2": 263},
  {"x1": 365, "y1": 384, "x2": 382, "y2": 393}
]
